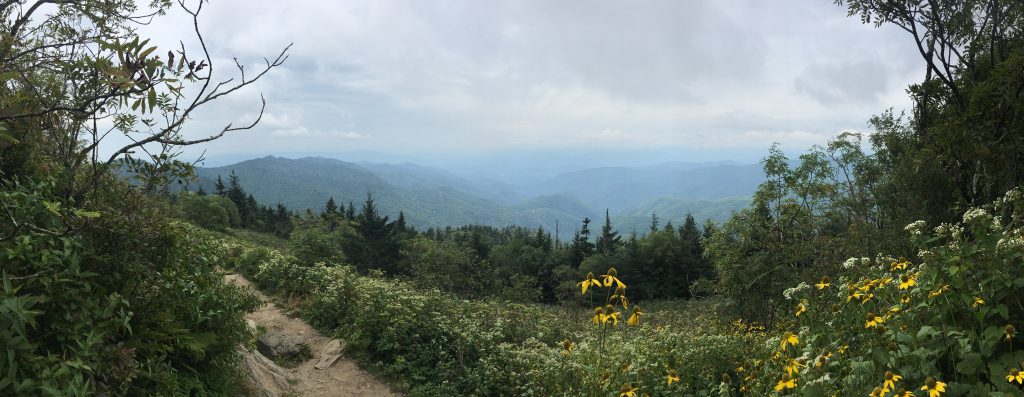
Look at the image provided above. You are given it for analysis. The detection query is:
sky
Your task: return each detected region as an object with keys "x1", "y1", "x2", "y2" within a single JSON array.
[{"x1": 103, "y1": 0, "x2": 925, "y2": 165}]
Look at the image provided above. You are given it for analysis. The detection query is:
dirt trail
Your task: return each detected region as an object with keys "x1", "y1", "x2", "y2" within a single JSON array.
[{"x1": 226, "y1": 273, "x2": 400, "y2": 397}]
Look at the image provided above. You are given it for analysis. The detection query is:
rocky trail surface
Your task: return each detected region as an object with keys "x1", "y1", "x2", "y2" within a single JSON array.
[{"x1": 226, "y1": 273, "x2": 400, "y2": 397}]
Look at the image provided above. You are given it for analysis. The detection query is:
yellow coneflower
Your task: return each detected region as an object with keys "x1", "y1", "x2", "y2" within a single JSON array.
[
  {"x1": 865, "y1": 312, "x2": 885, "y2": 328},
  {"x1": 578, "y1": 272, "x2": 602, "y2": 294},
  {"x1": 919, "y1": 377, "x2": 946, "y2": 397},
  {"x1": 795, "y1": 300, "x2": 807, "y2": 317},
  {"x1": 1007, "y1": 368, "x2": 1024, "y2": 384},
  {"x1": 780, "y1": 332, "x2": 799, "y2": 351},
  {"x1": 666, "y1": 369, "x2": 680, "y2": 385},
  {"x1": 773, "y1": 373, "x2": 796, "y2": 392},
  {"x1": 883, "y1": 371, "x2": 903, "y2": 392},
  {"x1": 869, "y1": 387, "x2": 885, "y2": 397},
  {"x1": 627, "y1": 306, "x2": 643, "y2": 326},
  {"x1": 604, "y1": 304, "x2": 621, "y2": 326},
  {"x1": 899, "y1": 273, "x2": 917, "y2": 290},
  {"x1": 972, "y1": 297, "x2": 985, "y2": 308},
  {"x1": 619, "y1": 383, "x2": 638, "y2": 397},
  {"x1": 1006, "y1": 324, "x2": 1016, "y2": 341},
  {"x1": 784, "y1": 359, "x2": 804, "y2": 376},
  {"x1": 592, "y1": 307, "x2": 605, "y2": 324},
  {"x1": 815, "y1": 276, "x2": 830, "y2": 290},
  {"x1": 893, "y1": 388, "x2": 915, "y2": 397},
  {"x1": 602, "y1": 267, "x2": 626, "y2": 289},
  {"x1": 814, "y1": 351, "x2": 832, "y2": 367},
  {"x1": 561, "y1": 339, "x2": 574, "y2": 355},
  {"x1": 891, "y1": 258, "x2": 909, "y2": 271}
]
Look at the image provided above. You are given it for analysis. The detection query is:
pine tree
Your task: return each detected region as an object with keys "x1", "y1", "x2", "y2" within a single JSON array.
[
  {"x1": 649, "y1": 211, "x2": 659, "y2": 232},
  {"x1": 196, "y1": 185, "x2": 207, "y2": 196},
  {"x1": 569, "y1": 218, "x2": 595, "y2": 267},
  {"x1": 324, "y1": 196, "x2": 338, "y2": 216},
  {"x1": 345, "y1": 201, "x2": 356, "y2": 220},
  {"x1": 596, "y1": 209, "x2": 621, "y2": 255},
  {"x1": 214, "y1": 175, "x2": 226, "y2": 196}
]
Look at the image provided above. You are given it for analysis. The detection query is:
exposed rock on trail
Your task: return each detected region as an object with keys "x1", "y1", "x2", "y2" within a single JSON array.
[{"x1": 227, "y1": 273, "x2": 399, "y2": 397}]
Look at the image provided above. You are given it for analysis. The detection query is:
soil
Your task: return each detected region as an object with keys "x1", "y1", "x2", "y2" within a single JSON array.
[{"x1": 226, "y1": 273, "x2": 400, "y2": 397}]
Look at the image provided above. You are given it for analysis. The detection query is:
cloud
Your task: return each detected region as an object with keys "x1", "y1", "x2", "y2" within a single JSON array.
[{"x1": 108, "y1": 0, "x2": 926, "y2": 160}]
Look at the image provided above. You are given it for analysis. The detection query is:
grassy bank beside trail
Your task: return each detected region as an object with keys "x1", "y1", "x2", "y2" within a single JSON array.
[{"x1": 207, "y1": 229, "x2": 765, "y2": 396}]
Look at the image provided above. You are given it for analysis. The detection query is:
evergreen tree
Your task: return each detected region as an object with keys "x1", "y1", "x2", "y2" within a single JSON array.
[
  {"x1": 347, "y1": 194, "x2": 404, "y2": 274},
  {"x1": 324, "y1": 196, "x2": 338, "y2": 216},
  {"x1": 649, "y1": 211, "x2": 659, "y2": 232},
  {"x1": 345, "y1": 201, "x2": 357, "y2": 220},
  {"x1": 214, "y1": 175, "x2": 226, "y2": 196},
  {"x1": 569, "y1": 218, "x2": 595, "y2": 267},
  {"x1": 196, "y1": 185, "x2": 207, "y2": 196},
  {"x1": 595, "y1": 209, "x2": 621, "y2": 255}
]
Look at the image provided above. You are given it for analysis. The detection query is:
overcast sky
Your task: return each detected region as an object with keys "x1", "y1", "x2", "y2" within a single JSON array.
[{"x1": 110, "y1": 0, "x2": 924, "y2": 163}]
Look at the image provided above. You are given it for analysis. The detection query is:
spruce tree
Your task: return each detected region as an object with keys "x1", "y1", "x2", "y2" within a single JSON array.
[
  {"x1": 649, "y1": 211, "x2": 659, "y2": 232},
  {"x1": 214, "y1": 175, "x2": 226, "y2": 196},
  {"x1": 345, "y1": 201, "x2": 356, "y2": 220},
  {"x1": 196, "y1": 185, "x2": 207, "y2": 196},
  {"x1": 596, "y1": 209, "x2": 621, "y2": 255},
  {"x1": 324, "y1": 196, "x2": 338, "y2": 216}
]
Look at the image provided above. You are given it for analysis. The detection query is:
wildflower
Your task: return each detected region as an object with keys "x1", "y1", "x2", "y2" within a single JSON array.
[
  {"x1": 627, "y1": 306, "x2": 643, "y2": 326},
  {"x1": 667, "y1": 369, "x2": 680, "y2": 385},
  {"x1": 602, "y1": 267, "x2": 626, "y2": 289},
  {"x1": 561, "y1": 339, "x2": 574, "y2": 355},
  {"x1": 774, "y1": 373, "x2": 796, "y2": 392},
  {"x1": 815, "y1": 276, "x2": 831, "y2": 290},
  {"x1": 784, "y1": 359, "x2": 804, "y2": 375},
  {"x1": 611, "y1": 285, "x2": 630, "y2": 308},
  {"x1": 619, "y1": 383, "x2": 638, "y2": 397},
  {"x1": 928, "y1": 284, "x2": 950, "y2": 299},
  {"x1": 592, "y1": 307, "x2": 605, "y2": 324},
  {"x1": 883, "y1": 371, "x2": 903, "y2": 392},
  {"x1": 865, "y1": 312, "x2": 885, "y2": 328},
  {"x1": 815, "y1": 351, "x2": 832, "y2": 367},
  {"x1": 919, "y1": 377, "x2": 946, "y2": 397},
  {"x1": 901, "y1": 295, "x2": 911, "y2": 305},
  {"x1": 893, "y1": 388, "x2": 915, "y2": 397},
  {"x1": 898, "y1": 273, "x2": 917, "y2": 290},
  {"x1": 795, "y1": 300, "x2": 807, "y2": 317},
  {"x1": 604, "y1": 304, "x2": 621, "y2": 326},
  {"x1": 780, "y1": 332, "x2": 799, "y2": 351},
  {"x1": 578, "y1": 272, "x2": 602, "y2": 294},
  {"x1": 1006, "y1": 324, "x2": 1016, "y2": 340},
  {"x1": 972, "y1": 297, "x2": 985, "y2": 308},
  {"x1": 869, "y1": 387, "x2": 885, "y2": 397},
  {"x1": 1008, "y1": 368, "x2": 1024, "y2": 384},
  {"x1": 891, "y1": 258, "x2": 909, "y2": 271},
  {"x1": 837, "y1": 345, "x2": 848, "y2": 355}
]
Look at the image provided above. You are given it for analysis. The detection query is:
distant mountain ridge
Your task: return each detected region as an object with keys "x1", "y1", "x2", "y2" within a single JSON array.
[{"x1": 191, "y1": 156, "x2": 764, "y2": 237}]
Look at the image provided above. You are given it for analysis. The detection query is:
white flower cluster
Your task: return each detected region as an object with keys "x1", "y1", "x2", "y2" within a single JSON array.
[
  {"x1": 962, "y1": 207, "x2": 991, "y2": 226},
  {"x1": 996, "y1": 236, "x2": 1024, "y2": 254},
  {"x1": 904, "y1": 220, "x2": 927, "y2": 235},
  {"x1": 841, "y1": 257, "x2": 872, "y2": 269},
  {"x1": 783, "y1": 282, "x2": 811, "y2": 300}
]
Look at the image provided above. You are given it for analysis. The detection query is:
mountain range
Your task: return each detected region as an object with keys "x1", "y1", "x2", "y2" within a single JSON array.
[{"x1": 190, "y1": 156, "x2": 765, "y2": 238}]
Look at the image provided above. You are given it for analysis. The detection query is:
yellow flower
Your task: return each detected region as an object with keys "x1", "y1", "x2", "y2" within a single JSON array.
[
  {"x1": 837, "y1": 345, "x2": 848, "y2": 354},
  {"x1": 602, "y1": 267, "x2": 626, "y2": 289},
  {"x1": 619, "y1": 383, "x2": 638, "y2": 397},
  {"x1": 869, "y1": 387, "x2": 885, "y2": 397},
  {"x1": 865, "y1": 312, "x2": 885, "y2": 328},
  {"x1": 972, "y1": 297, "x2": 985, "y2": 308},
  {"x1": 901, "y1": 295, "x2": 911, "y2": 305},
  {"x1": 891, "y1": 258, "x2": 909, "y2": 271},
  {"x1": 883, "y1": 371, "x2": 903, "y2": 392},
  {"x1": 898, "y1": 273, "x2": 917, "y2": 290},
  {"x1": 1007, "y1": 368, "x2": 1024, "y2": 384},
  {"x1": 815, "y1": 351, "x2": 832, "y2": 368},
  {"x1": 919, "y1": 377, "x2": 946, "y2": 397},
  {"x1": 1006, "y1": 324, "x2": 1016, "y2": 340},
  {"x1": 815, "y1": 276, "x2": 831, "y2": 290},
  {"x1": 561, "y1": 339, "x2": 574, "y2": 355},
  {"x1": 795, "y1": 300, "x2": 807, "y2": 317},
  {"x1": 604, "y1": 304, "x2": 621, "y2": 326},
  {"x1": 893, "y1": 388, "x2": 915, "y2": 397},
  {"x1": 578, "y1": 272, "x2": 602, "y2": 294},
  {"x1": 627, "y1": 306, "x2": 643, "y2": 326},
  {"x1": 592, "y1": 307, "x2": 605, "y2": 324},
  {"x1": 928, "y1": 284, "x2": 950, "y2": 299},
  {"x1": 780, "y1": 332, "x2": 799, "y2": 351},
  {"x1": 784, "y1": 359, "x2": 804, "y2": 375},
  {"x1": 667, "y1": 369, "x2": 680, "y2": 385},
  {"x1": 773, "y1": 373, "x2": 796, "y2": 391}
]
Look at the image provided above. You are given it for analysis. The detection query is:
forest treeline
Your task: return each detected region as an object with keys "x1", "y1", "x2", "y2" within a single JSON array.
[{"x1": 4, "y1": 0, "x2": 1024, "y2": 396}]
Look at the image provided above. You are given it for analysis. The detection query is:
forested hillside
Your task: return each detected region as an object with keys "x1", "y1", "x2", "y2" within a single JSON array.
[
  {"x1": 5, "y1": 0, "x2": 1024, "y2": 396},
  {"x1": 188, "y1": 156, "x2": 756, "y2": 237}
]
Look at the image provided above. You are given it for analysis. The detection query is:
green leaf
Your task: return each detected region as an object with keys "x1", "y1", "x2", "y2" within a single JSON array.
[{"x1": 148, "y1": 88, "x2": 157, "y2": 112}]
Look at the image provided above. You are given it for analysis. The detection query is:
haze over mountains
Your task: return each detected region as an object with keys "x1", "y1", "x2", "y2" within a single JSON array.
[{"x1": 191, "y1": 154, "x2": 766, "y2": 238}]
